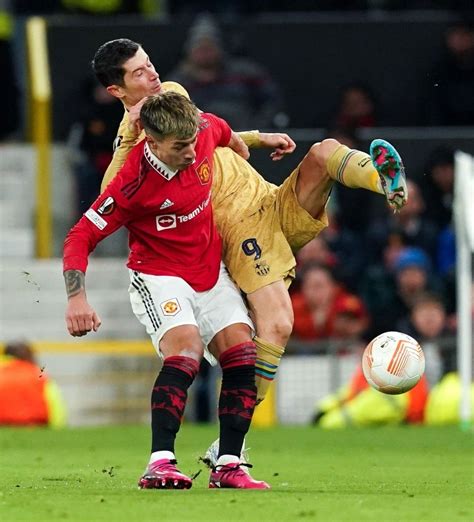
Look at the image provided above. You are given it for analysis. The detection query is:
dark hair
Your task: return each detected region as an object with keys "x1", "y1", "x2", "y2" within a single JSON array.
[
  {"x1": 92, "y1": 39, "x2": 141, "y2": 87},
  {"x1": 4, "y1": 341, "x2": 36, "y2": 364},
  {"x1": 300, "y1": 261, "x2": 336, "y2": 282}
]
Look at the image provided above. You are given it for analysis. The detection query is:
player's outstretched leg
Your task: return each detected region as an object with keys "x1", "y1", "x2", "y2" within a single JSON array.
[
  {"x1": 323, "y1": 138, "x2": 408, "y2": 211},
  {"x1": 369, "y1": 139, "x2": 408, "y2": 212},
  {"x1": 139, "y1": 452, "x2": 192, "y2": 490}
]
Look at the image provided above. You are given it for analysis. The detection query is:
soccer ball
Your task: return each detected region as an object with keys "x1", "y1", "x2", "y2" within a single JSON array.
[{"x1": 362, "y1": 331, "x2": 425, "y2": 395}]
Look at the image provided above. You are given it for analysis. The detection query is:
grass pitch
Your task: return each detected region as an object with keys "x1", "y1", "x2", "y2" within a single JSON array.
[{"x1": 0, "y1": 424, "x2": 472, "y2": 521}]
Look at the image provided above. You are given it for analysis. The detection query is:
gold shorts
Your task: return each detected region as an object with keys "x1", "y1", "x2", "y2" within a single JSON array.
[{"x1": 220, "y1": 167, "x2": 328, "y2": 294}]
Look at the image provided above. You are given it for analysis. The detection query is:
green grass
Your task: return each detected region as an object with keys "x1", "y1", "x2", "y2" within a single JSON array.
[{"x1": 0, "y1": 424, "x2": 472, "y2": 521}]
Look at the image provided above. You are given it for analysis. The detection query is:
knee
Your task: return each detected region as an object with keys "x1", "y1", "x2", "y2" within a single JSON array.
[
  {"x1": 171, "y1": 343, "x2": 204, "y2": 363},
  {"x1": 160, "y1": 327, "x2": 204, "y2": 362},
  {"x1": 256, "y1": 310, "x2": 294, "y2": 346},
  {"x1": 272, "y1": 319, "x2": 293, "y2": 346},
  {"x1": 308, "y1": 138, "x2": 341, "y2": 170}
]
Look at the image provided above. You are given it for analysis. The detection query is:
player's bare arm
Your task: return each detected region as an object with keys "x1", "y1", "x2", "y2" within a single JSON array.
[
  {"x1": 228, "y1": 131, "x2": 250, "y2": 160},
  {"x1": 64, "y1": 269, "x2": 102, "y2": 337},
  {"x1": 64, "y1": 269, "x2": 85, "y2": 298}
]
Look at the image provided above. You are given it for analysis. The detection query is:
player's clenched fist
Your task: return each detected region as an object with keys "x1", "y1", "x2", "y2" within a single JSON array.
[
  {"x1": 64, "y1": 270, "x2": 101, "y2": 336},
  {"x1": 259, "y1": 132, "x2": 296, "y2": 161},
  {"x1": 65, "y1": 295, "x2": 102, "y2": 337}
]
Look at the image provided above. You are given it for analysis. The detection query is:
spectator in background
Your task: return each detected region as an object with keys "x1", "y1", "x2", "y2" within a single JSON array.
[
  {"x1": 422, "y1": 21, "x2": 474, "y2": 126},
  {"x1": 393, "y1": 249, "x2": 435, "y2": 314},
  {"x1": 399, "y1": 293, "x2": 451, "y2": 387},
  {"x1": 312, "y1": 362, "x2": 429, "y2": 428},
  {"x1": 421, "y1": 146, "x2": 455, "y2": 230},
  {"x1": 68, "y1": 76, "x2": 123, "y2": 217},
  {"x1": 167, "y1": 14, "x2": 287, "y2": 129},
  {"x1": 425, "y1": 371, "x2": 474, "y2": 425},
  {"x1": 296, "y1": 236, "x2": 338, "y2": 272},
  {"x1": 332, "y1": 294, "x2": 370, "y2": 341},
  {"x1": 296, "y1": 216, "x2": 367, "y2": 293},
  {"x1": 437, "y1": 225, "x2": 456, "y2": 277},
  {"x1": 291, "y1": 263, "x2": 369, "y2": 343},
  {"x1": 362, "y1": 246, "x2": 444, "y2": 336},
  {"x1": 365, "y1": 179, "x2": 440, "y2": 267},
  {"x1": 330, "y1": 83, "x2": 377, "y2": 131},
  {"x1": 0, "y1": 342, "x2": 66, "y2": 427},
  {"x1": 420, "y1": 147, "x2": 457, "y2": 314}
]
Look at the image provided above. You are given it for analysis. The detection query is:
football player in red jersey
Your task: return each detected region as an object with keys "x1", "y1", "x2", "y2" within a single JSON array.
[{"x1": 63, "y1": 93, "x2": 269, "y2": 490}]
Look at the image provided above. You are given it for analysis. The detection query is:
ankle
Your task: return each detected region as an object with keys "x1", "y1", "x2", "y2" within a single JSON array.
[
  {"x1": 149, "y1": 450, "x2": 175, "y2": 465},
  {"x1": 216, "y1": 454, "x2": 240, "y2": 467}
]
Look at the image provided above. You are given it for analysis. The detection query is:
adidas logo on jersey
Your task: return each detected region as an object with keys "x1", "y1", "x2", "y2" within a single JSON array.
[{"x1": 159, "y1": 199, "x2": 174, "y2": 210}]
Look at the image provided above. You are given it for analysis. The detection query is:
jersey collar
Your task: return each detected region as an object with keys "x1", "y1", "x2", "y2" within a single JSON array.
[{"x1": 144, "y1": 142, "x2": 179, "y2": 181}]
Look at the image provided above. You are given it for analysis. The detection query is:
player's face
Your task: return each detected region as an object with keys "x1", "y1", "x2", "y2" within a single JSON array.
[
  {"x1": 109, "y1": 47, "x2": 161, "y2": 107},
  {"x1": 148, "y1": 133, "x2": 198, "y2": 171}
]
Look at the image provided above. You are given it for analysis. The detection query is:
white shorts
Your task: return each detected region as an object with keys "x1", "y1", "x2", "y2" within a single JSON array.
[{"x1": 128, "y1": 263, "x2": 254, "y2": 365}]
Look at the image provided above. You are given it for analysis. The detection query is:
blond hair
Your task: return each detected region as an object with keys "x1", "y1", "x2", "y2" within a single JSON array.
[{"x1": 140, "y1": 92, "x2": 199, "y2": 141}]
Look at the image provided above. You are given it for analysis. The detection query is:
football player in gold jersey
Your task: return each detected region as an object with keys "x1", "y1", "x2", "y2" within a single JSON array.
[{"x1": 92, "y1": 39, "x2": 408, "y2": 413}]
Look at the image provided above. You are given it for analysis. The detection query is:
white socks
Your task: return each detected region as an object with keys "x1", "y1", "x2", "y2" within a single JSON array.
[
  {"x1": 216, "y1": 454, "x2": 240, "y2": 466},
  {"x1": 149, "y1": 450, "x2": 175, "y2": 464}
]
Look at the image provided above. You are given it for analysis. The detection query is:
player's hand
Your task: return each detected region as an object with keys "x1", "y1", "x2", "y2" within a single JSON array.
[
  {"x1": 127, "y1": 97, "x2": 148, "y2": 135},
  {"x1": 228, "y1": 131, "x2": 250, "y2": 160},
  {"x1": 259, "y1": 132, "x2": 296, "y2": 161},
  {"x1": 65, "y1": 294, "x2": 102, "y2": 337}
]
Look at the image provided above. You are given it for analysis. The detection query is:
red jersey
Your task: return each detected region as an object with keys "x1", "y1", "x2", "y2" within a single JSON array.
[{"x1": 63, "y1": 113, "x2": 231, "y2": 291}]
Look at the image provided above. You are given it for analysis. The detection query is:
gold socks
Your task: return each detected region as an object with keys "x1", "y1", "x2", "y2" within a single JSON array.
[
  {"x1": 254, "y1": 336, "x2": 285, "y2": 404},
  {"x1": 327, "y1": 144, "x2": 383, "y2": 194}
]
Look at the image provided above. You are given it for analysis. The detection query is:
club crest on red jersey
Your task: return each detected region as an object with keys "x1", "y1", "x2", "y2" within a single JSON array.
[
  {"x1": 195, "y1": 157, "x2": 211, "y2": 185},
  {"x1": 156, "y1": 214, "x2": 177, "y2": 231}
]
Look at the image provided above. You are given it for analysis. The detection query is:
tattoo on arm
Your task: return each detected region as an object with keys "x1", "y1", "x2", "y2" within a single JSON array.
[{"x1": 64, "y1": 270, "x2": 85, "y2": 298}]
